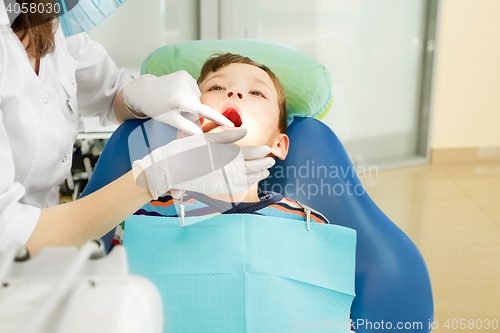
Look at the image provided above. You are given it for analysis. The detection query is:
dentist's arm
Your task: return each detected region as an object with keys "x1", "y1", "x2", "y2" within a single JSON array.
[
  {"x1": 67, "y1": 34, "x2": 229, "y2": 134},
  {"x1": 114, "y1": 89, "x2": 143, "y2": 123},
  {"x1": 25, "y1": 169, "x2": 151, "y2": 255},
  {"x1": 25, "y1": 129, "x2": 274, "y2": 255},
  {"x1": 120, "y1": 71, "x2": 234, "y2": 134}
]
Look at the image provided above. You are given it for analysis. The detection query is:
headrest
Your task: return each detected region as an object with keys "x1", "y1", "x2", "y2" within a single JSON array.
[{"x1": 140, "y1": 40, "x2": 332, "y2": 125}]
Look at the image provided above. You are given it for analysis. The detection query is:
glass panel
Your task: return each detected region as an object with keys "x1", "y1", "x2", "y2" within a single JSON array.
[
  {"x1": 87, "y1": 0, "x2": 199, "y2": 71},
  {"x1": 221, "y1": 0, "x2": 430, "y2": 167},
  {"x1": 82, "y1": 0, "x2": 200, "y2": 135}
]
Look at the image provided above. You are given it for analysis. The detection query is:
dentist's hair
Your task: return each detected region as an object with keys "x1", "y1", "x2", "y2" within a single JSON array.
[
  {"x1": 11, "y1": 1, "x2": 58, "y2": 58},
  {"x1": 198, "y1": 53, "x2": 288, "y2": 134}
]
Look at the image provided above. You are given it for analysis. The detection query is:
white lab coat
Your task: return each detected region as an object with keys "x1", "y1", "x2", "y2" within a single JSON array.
[{"x1": 0, "y1": 6, "x2": 133, "y2": 249}]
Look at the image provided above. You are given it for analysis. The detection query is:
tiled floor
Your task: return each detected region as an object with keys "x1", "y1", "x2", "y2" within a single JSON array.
[{"x1": 359, "y1": 162, "x2": 500, "y2": 327}]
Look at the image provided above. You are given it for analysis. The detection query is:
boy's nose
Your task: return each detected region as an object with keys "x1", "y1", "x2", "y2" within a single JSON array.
[{"x1": 227, "y1": 91, "x2": 243, "y2": 99}]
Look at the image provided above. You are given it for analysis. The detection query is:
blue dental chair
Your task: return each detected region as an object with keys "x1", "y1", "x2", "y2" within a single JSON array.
[
  {"x1": 80, "y1": 118, "x2": 433, "y2": 332},
  {"x1": 80, "y1": 40, "x2": 433, "y2": 332}
]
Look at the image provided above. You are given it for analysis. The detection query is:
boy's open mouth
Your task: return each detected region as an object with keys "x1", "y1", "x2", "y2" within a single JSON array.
[
  {"x1": 202, "y1": 107, "x2": 243, "y2": 133},
  {"x1": 222, "y1": 108, "x2": 243, "y2": 127}
]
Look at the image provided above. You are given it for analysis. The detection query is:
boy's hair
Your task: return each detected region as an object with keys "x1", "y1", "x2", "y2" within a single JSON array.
[{"x1": 198, "y1": 53, "x2": 288, "y2": 134}]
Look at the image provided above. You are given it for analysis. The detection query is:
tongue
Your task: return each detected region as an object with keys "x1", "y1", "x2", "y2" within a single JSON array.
[
  {"x1": 222, "y1": 108, "x2": 242, "y2": 127},
  {"x1": 202, "y1": 108, "x2": 242, "y2": 133}
]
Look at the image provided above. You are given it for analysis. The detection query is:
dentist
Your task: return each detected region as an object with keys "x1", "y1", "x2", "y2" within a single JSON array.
[{"x1": 0, "y1": 1, "x2": 273, "y2": 254}]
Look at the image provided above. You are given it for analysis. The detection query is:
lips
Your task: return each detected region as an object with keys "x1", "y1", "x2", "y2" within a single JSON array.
[{"x1": 202, "y1": 106, "x2": 243, "y2": 133}]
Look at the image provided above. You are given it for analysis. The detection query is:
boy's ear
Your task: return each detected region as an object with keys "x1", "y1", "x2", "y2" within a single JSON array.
[{"x1": 270, "y1": 134, "x2": 289, "y2": 160}]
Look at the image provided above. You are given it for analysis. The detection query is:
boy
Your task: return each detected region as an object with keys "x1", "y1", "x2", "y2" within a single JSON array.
[
  {"x1": 114, "y1": 53, "x2": 330, "y2": 237},
  {"x1": 118, "y1": 53, "x2": 355, "y2": 332}
]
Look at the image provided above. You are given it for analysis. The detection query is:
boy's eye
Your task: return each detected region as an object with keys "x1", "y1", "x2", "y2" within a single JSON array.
[
  {"x1": 208, "y1": 84, "x2": 225, "y2": 91},
  {"x1": 250, "y1": 90, "x2": 266, "y2": 98}
]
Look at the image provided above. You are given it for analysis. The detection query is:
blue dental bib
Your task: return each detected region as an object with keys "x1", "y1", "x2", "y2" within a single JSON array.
[{"x1": 124, "y1": 214, "x2": 356, "y2": 332}]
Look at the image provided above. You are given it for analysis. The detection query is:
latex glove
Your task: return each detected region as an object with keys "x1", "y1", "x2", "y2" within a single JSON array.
[
  {"x1": 132, "y1": 128, "x2": 275, "y2": 200},
  {"x1": 122, "y1": 71, "x2": 233, "y2": 135}
]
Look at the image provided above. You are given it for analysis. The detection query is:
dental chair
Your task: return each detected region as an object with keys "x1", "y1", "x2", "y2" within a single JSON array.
[{"x1": 80, "y1": 40, "x2": 433, "y2": 332}]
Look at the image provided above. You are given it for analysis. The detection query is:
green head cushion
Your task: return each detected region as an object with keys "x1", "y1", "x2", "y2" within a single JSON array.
[{"x1": 141, "y1": 40, "x2": 332, "y2": 125}]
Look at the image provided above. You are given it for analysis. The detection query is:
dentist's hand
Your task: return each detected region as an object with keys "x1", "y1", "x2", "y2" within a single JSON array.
[
  {"x1": 132, "y1": 128, "x2": 275, "y2": 200},
  {"x1": 122, "y1": 71, "x2": 233, "y2": 135}
]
